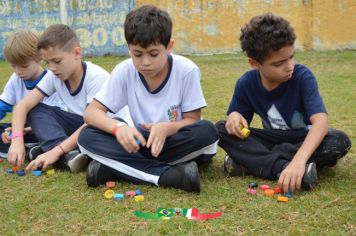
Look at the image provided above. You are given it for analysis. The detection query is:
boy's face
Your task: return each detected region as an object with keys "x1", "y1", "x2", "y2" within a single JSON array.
[
  {"x1": 128, "y1": 41, "x2": 173, "y2": 81},
  {"x1": 39, "y1": 46, "x2": 81, "y2": 81},
  {"x1": 250, "y1": 45, "x2": 296, "y2": 88},
  {"x1": 10, "y1": 61, "x2": 42, "y2": 81}
]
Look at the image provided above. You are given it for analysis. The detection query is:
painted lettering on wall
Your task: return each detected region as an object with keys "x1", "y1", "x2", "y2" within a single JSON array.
[{"x1": 0, "y1": 0, "x2": 134, "y2": 59}]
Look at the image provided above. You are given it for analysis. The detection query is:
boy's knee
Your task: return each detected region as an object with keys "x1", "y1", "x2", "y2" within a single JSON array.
[
  {"x1": 78, "y1": 126, "x2": 96, "y2": 147},
  {"x1": 326, "y1": 129, "x2": 352, "y2": 156},
  {"x1": 197, "y1": 120, "x2": 219, "y2": 141}
]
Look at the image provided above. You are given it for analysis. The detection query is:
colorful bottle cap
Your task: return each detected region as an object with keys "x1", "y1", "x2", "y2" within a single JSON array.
[
  {"x1": 285, "y1": 191, "x2": 293, "y2": 198},
  {"x1": 5, "y1": 169, "x2": 14, "y2": 174},
  {"x1": 264, "y1": 189, "x2": 275, "y2": 196},
  {"x1": 16, "y1": 170, "x2": 26, "y2": 176},
  {"x1": 0, "y1": 158, "x2": 4, "y2": 163},
  {"x1": 46, "y1": 168, "x2": 55, "y2": 175},
  {"x1": 32, "y1": 170, "x2": 42, "y2": 176},
  {"x1": 246, "y1": 188, "x2": 257, "y2": 195},
  {"x1": 126, "y1": 190, "x2": 136, "y2": 197},
  {"x1": 241, "y1": 128, "x2": 250, "y2": 137},
  {"x1": 104, "y1": 189, "x2": 115, "y2": 199},
  {"x1": 135, "y1": 189, "x2": 142, "y2": 195},
  {"x1": 274, "y1": 186, "x2": 282, "y2": 194},
  {"x1": 248, "y1": 182, "x2": 258, "y2": 188},
  {"x1": 277, "y1": 196, "x2": 289, "y2": 203},
  {"x1": 106, "y1": 181, "x2": 116, "y2": 188},
  {"x1": 134, "y1": 195, "x2": 144, "y2": 202},
  {"x1": 12, "y1": 166, "x2": 20, "y2": 172},
  {"x1": 260, "y1": 184, "x2": 270, "y2": 191},
  {"x1": 114, "y1": 193, "x2": 124, "y2": 200}
]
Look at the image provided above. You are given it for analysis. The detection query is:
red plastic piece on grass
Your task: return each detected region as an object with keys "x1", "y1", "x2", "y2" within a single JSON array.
[
  {"x1": 106, "y1": 181, "x2": 116, "y2": 188},
  {"x1": 260, "y1": 184, "x2": 270, "y2": 191},
  {"x1": 274, "y1": 186, "x2": 282, "y2": 194}
]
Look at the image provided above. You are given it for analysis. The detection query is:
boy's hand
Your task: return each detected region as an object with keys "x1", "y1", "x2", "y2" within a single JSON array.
[
  {"x1": 26, "y1": 147, "x2": 62, "y2": 171},
  {"x1": 1, "y1": 127, "x2": 12, "y2": 144},
  {"x1": 277, "y1": 159, "x2": 306, "y2": 193},
  {"x1": 141, "y1": 122, "x2": 174, "y2": 157},
  {"x1": 226, "y1": 112, "x2": 249, "y2": 139},
  {"x1": 8, "y1": 139, "x2": 26, "y2": 167},
  {"x1": 115, "y1": 125, "x2": 146, "y2": 154}
]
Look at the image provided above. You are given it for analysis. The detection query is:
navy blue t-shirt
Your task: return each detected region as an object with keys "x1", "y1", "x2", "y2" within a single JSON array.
[{"x1": 227, "y1": 64, "x2": 326, "y2": 130}]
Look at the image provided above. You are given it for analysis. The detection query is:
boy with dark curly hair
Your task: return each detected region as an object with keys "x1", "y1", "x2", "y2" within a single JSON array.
[{"x1": 216, "y1": 13, "x2": 351, "y2": 193}]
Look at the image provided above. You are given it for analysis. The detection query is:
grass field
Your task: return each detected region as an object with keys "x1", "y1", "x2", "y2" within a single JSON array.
[{"x1": 0, "y1": 51, "x2": 355, "y2": 235}]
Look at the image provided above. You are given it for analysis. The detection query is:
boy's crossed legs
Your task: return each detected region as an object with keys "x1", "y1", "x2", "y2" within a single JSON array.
[{"x1": 78, "y1": 120, "x2": 219, "y2": 193}]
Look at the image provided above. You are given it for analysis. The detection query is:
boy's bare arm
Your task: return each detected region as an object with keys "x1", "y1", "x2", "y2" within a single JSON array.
[
  {"x1": 141, "y1": 109, "x2": 202, "y2": 157},
  {"x1": 278, "y1": 112, "x2": 328, "y2": 192},
  {"x1": 8, "y1": 89, "x2": 45, "y2": 166},
  {"x1": 85, "y1": 100, "x2": 146, "y2": 154},
  {"x1": 26, "y1": 123, "x2": 86, "y2": 170}
]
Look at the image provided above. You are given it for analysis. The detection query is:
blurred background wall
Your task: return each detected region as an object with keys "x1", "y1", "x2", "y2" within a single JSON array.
[{"x1": 0, "y1": 0, "x2": 355, "y2": 58}]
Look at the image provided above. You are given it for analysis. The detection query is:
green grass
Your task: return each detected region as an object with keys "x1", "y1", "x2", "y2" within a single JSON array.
[{"x1": 0, "y1": 51, "x2": 355, "y2": 235}]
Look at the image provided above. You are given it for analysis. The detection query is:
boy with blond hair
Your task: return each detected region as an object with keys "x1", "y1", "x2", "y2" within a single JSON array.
[
  {"x1": 0, "y1": 30, "x2": 64, "y2": 158},
  {"x1": 7, "y1": 24, "x2": 130, "y2": 172}
]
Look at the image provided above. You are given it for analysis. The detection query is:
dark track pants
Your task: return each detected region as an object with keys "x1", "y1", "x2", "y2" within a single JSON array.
[
  {"x1": 216, "y1": 120, "x2": 351, "y2": 180},
  {"x1": 27, "y1": 103, "x2": 84, "y2": 152},
  {"x1": 78, "y1": 120, "x2": 219, "y2": 185}
]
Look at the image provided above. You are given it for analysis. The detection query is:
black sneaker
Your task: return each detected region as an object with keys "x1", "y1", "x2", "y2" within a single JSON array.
[
  {"x1": 28, "y1": 145, "x2": 43, "y2": 161},
  {"x1": 158, "y1": 161, "x2": 200, "y2": 193},
  {"x1": 64, "y1": 150, "x2": 90, "y2": 173},
  {"x1": 301, "y1": 162, "x2": 317, "y2": 190},
  {"x1": 223, "y1": 155, "x2": 250, "y2": 177},
  {"x1": 86, "y1": 160, "x2": 118, "y2": 187}
]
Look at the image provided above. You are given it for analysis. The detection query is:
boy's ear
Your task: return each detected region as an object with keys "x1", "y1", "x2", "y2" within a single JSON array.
[
  {"x1": 73, "y1": 46, "x2": 82, "y2": 59},
  {"x1": 167, "y1": 39, "x2": 174, "y2": 53},
  {"x1": 248, "y1": 58, "x2": 260, "y2": 70}
]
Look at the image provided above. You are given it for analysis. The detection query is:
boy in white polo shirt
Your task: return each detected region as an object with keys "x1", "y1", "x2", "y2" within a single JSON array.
[
  {"x1": 7, "y1": 24, "x2": 130, "y2": 172},
  {"x1": 78, "y1": 5, "x2": 219, "y2": 193},
  {"x1": 0, "y1": 30, "x2": 64, "y2": 158}
]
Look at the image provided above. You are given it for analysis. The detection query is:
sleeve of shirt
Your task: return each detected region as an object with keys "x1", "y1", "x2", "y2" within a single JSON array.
[
  {"x1": 227, "y1": 77, "x2": 254, "y2": 123},
  {"x1": 0, "y1": 74, "x2": 18, "y2": 106},
  {"x1": 85, "y1": 72, "x2": 110, "y2": 105},
  {"x1": 0, "y1": 100, "x2": 13, "y2": 120},
  {"x1": 181, "y1": 67, "x2": 207, "y2": 112},
  {"x1": 94, "y1": 63, "x2": 128, "y2": 113},
  {"x1": 300, "y1": 69, "x2": 327, "y2": 119},
  {"x1": 36, "y1": 71, "x2": 56, "y2": 97}
]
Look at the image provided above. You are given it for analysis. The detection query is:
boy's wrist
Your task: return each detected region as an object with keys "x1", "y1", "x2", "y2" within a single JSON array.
[
  {"x1": 11, "y1": 131, "x2": 24, "y2": 140},
  {"x1": 111, "y1": 122, "x2": 127, "y2": 136}
]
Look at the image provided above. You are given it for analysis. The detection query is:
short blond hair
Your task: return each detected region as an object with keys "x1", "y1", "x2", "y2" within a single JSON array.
[{"x1": 3, "y1": 30, "x2": 41, "y2": 65}]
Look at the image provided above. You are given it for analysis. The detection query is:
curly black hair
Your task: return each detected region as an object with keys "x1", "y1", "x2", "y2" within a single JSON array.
[
  {"x1": 124, "y1": 5, "x2": 172, "y2": 48},
  {"x1": 240, "y1": 13, "x2": 296, "y2": 63}
]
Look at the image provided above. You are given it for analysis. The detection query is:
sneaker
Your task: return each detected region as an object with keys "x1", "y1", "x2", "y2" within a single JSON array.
[
  {"x1": 28, "y1": 145, "x2": 43, "y2": 161},
  {"x1": 223, "y1": 155, "x2": 250, "y2": 177},
  {"x1": 86, "y1": 160, "x2": 118, "y2": 187},
  {"x1": 64, "y1": 150, "x2": 90, "y2": 173},
  {"x1": 158, "y1": 161, "x2": 200, "y2": 193},
  {"x1": 301, "y1": 162, "x2": 317, "y2": 190}
]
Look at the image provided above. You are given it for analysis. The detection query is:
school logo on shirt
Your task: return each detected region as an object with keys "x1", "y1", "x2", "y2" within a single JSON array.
[{"x1": 167, "y1": 105, "x2": 179, "y2": 122}]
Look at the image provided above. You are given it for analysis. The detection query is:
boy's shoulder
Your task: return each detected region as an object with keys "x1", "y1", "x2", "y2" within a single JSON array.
[{"x1": 84, "y1": 61, "x2": 110, "y2": 78}]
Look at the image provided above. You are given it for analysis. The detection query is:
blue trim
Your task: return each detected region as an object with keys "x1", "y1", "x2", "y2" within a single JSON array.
[
  {"x1": 138, "y1": 54, "x2": 173, "y2": 94},
  {"x1": 23, "y1": 70, "x2": 48, "y2": 90},
  {"x1": 35, "y1": 86, "x2": 49, "y2": 97},
  {"x1": 0, "y1": 99, "x2": 13, "y2": 120},
  {"x1": 65, "y1": 61, "x2": 87, "y2": 96}
]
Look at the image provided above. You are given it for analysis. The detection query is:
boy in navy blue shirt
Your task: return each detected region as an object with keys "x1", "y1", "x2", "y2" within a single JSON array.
[{"x1": 216, "y1": 13, "x2": 351, "y2": 193}]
